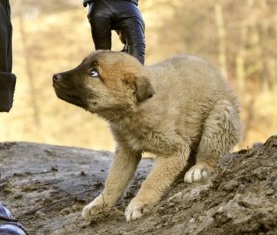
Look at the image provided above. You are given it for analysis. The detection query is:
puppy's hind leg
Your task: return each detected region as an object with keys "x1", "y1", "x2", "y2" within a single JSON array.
[
  {"x1": 82, "y1": 146, "x2": 141, "y2": 221},
  {"x1": 184, "y1": 99, "x2": 241, "y2": 183}
]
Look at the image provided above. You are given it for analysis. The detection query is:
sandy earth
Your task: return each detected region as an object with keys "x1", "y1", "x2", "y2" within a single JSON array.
[{"x1": 0, "y1": 135, "x2": 277, "y2": 235}]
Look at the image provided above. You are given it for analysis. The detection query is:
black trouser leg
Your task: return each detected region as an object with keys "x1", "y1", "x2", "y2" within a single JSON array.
[
  {"x1": 120, "y1": 20, "x2": 145, "y2": 64},
  {"x1": 0, "y1": 0, "x2": 16, "y2": 112},
  {"x1": 90, "y1": 14, "x2": 112, "y2": 50},
  {"x1": 88, "y1": 2, "x2": 112, "y2": 50}
]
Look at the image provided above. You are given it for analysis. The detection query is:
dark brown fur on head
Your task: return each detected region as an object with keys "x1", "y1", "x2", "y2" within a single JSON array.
[{"x1": 53, "y1": 50, "x2": 154, "y2": 119}]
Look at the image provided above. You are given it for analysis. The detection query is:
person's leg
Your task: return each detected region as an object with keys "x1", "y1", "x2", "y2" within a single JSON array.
[
  {"x1": 113, "y1": 1, "x2": 145, "y2": 64},
  {"x1": 87, "y1": 1, "x2": 113, "y2": 50},
  {"x1": 119, "y1": 19, "x2": 145, "y2": 64},
  {"x1": 0, "y1": 0, "x2": 16, "y2": 112}
]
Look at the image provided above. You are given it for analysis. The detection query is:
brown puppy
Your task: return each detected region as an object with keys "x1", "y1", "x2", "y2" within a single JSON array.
[{"x1": 53, "y1": 50, "x2": 242, "y2": 222}]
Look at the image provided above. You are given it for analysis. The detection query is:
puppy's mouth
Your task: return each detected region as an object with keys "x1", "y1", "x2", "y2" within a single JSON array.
[{"x1": 54, "y1": 85, "x2": 87, "y2": 109}]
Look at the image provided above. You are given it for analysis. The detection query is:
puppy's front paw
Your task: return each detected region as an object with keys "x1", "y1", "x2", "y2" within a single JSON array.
[
  {"x1": 125, "y1": 200, "x2": 153, "y2": 222},
  {"x1": 82, "y1": 195, "x2": 105, "y2": 221},
  {"x1": 184, "y1": 164, "x2": 213, "y2": 183}
]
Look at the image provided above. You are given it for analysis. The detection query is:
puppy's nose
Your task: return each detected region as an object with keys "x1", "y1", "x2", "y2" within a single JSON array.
[{"x1": 53, "y1": 73, "x2": 62, "y2": 82}]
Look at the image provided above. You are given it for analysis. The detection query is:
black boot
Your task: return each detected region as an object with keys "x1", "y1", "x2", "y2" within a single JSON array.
[{"x1": 0, "y1": 204, "x2": 29, "y2": 235}]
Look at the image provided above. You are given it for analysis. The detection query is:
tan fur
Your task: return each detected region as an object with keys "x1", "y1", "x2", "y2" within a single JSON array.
[{"x1": 53, "y1": 50, "x2": 242, "y2": 222}]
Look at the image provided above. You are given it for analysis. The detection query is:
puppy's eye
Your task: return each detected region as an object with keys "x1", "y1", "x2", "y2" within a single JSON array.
[{"x1": 88, "y1": 68, "x2": 99, "y2": 77}]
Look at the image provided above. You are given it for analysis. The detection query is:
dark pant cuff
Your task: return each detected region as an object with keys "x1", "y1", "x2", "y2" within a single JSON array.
[{"x1": 0, "y1": 72, "x2": 16, "y2": 112}]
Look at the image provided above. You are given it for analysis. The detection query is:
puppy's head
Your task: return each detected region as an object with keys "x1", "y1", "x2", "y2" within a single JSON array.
[{"x1": 53, "y1": 51, "x2": 154, "y2": 117}]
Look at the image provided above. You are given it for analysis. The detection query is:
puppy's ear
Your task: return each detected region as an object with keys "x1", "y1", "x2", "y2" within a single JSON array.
[{"x1": 135, "y1": 76, "x2": 155, "y2": 102}]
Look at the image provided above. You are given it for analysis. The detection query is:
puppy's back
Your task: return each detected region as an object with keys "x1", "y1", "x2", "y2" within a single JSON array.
[{"x1": 145, "y1": 55, "x2": 237, "y2": 106}]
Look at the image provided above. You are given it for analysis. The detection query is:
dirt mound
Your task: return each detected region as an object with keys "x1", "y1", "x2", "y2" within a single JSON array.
[{"x1": 0, "y1": 136, "x2": 277, "y2": 235}]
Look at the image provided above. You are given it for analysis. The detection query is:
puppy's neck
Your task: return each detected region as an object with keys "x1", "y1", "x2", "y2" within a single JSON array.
[{"x1": 96, "y1": 105, "x2": 138, "y2": 123}]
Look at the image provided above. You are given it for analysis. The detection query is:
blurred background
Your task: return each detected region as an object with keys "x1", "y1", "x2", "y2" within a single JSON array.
[{"x1": 1, "y1": 0, "x2": 276, "y2": 151}]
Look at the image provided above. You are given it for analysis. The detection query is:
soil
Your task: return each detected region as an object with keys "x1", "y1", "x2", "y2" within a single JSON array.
[{"x1": 0, "y1": 136, "x2": 277, "y2": 235}]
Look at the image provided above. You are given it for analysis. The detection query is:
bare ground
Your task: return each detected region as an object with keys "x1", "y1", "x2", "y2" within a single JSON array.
[{"x1": 0, "y1": 135, "x2": 277, "y2": 235}]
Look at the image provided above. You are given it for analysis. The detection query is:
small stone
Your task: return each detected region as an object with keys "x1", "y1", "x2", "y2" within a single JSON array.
[
  {"x1": 35, "y1": 211, "x2": 47, "y2": 218},
  {"x1": 61, "y1": 208, "x2": 71, "y2": 215},
  {"x1": 168, "y1": 202, "x2": 175, "y2": 208},
  {"x1": 13, "y1": 193, "x2": 23, "y2": 199},
  {"x1": 51, "y1": 166, "x2": 58, "y2": 172},
  {"x1": 43, "y1": 198, "x2": 53, "y2": 205}
]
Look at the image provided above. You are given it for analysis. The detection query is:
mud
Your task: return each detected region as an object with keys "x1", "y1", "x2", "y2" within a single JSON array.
[{"x1": 1, "y1": 136, "x2": 277, "y2": 235}]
